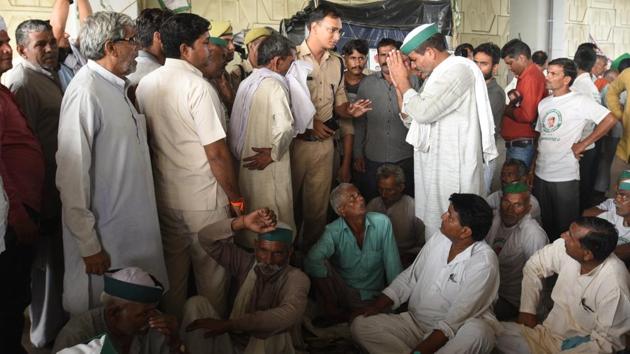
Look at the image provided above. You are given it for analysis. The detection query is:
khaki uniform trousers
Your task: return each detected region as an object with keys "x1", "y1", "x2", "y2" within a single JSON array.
[
  {"x1": 159, "y1": 206, "x2": 229, "y2": 320},
  {"x1": 291, "y1": 138, "x2": 334, "y2": 251}
]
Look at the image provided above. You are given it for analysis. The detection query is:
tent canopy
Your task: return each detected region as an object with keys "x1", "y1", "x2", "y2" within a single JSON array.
[{"x1": 280, "y1": 0, "x2": 452, "y2": 48}]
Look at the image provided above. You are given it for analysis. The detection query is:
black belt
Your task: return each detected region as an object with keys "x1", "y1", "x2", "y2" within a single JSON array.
[{"x1": 505, "y1": 139, "x2": 534, "y2": 148}]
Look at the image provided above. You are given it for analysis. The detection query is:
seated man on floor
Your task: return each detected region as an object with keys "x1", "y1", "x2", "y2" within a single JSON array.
[
  {"x1": 583, "y1": 170, "x2": 630, "y2": 263},
  {"x1": 183, "y1": 208, "x2": 310, "y2": 354},
  {"x1": 351, "y1": 193, "x2": 500, "y2": 354},
  {"x1": 485, "y1": 182, "x2": 548, "y2": 321},
  {"x1": 486, "y1": 158, "x2": 542, "y2": 224},
  {"x1": 495, "y1": 217, "x2": 630, "y2": 353},
  {"x1": 366, "y1": 164, "x2": 425, "y2": 266},
  {"x1": 54, "y1": 267, "x2": 180, "y2": 354},
  {"x1": 305, "y1": 183, "x2": 402, "y2": 325}
]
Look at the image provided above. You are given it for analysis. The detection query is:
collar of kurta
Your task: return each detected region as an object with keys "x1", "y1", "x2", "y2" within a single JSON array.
[
  {"x1": 498, "y1": 212, "x2": 531, "y2": 231},
  {"x1": 136, "y1": 50, "x2": 160, "y2": 65},
  {"x1": 100, "y1": 335, "x2": 118, "y2": 354},
  {"x1": 164, "y1": 58, "x2": 203, "y2": 77},
  {"x1": 297, "y1": 40, "x2": 332, "y2": 63},
  {"x1": 440, "y1": 232, "x2": 476, "y2": 264},
  {"x1": 339, "y1": 213, "x2": 374, "y2": 234},
  {"x1": 87, "y1": 60, "x2": 128, "y2": 92}
]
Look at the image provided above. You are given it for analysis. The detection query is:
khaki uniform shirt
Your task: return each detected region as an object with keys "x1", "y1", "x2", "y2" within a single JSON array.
[
  {"x1": 136, "y1": 58, "x2": 228, "y2": 211},
  {"x1": 296, "y1": 40, "x2": 352, "y2": 136}
]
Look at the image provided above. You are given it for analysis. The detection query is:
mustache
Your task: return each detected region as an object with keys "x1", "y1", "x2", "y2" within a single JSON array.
[{"x1": 256, "y1": 263, "x2": 282, "y2": 276}]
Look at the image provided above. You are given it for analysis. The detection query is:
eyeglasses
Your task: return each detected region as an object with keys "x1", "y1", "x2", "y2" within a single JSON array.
[
  {"x1": 319, "y1": 24, "x2": 344, "y2": 36},
  {"x1": 114, "y1": 36, "x2": 138, "y2": 45}
]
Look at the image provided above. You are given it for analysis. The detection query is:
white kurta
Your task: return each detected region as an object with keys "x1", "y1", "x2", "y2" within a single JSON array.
[
  {"x1": 484, "y1": 213, "x2": 548, "y2": 307},
  {"x1": 56, "y1": 61, "x2": 168, "y2": 315},
  {"x1": 236, "y1": 77, "x2": 295, "y2": 248},
  {"x1": 496, "y1": 239, "x2": 630, "y2": 353},
  {"x1": 403, "y1": 56, "x2": 492, "y2": 237},
  {"x1": 351, "y1": 232, "x2": 500, "y2": 353},
  {"x1": 596, "y1": 198, "x2": 630, "y2": 244}
]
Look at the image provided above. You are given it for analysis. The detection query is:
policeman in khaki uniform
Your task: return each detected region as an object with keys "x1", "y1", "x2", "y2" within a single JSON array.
[{"x1": 292, "y1": 4, "x2": 372, "y2": 252}]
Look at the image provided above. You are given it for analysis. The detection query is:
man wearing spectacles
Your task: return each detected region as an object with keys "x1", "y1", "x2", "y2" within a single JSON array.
[
  {"x1": 583, "y1": 170, "x2": 630, "y2": 263},
  {"x1": 56, "y1": 12, "x2": 168, "y2": 320},
  {"x1": 293, "y1": 4, "x2": 372, "y2": 253},
  {"x1": 495, "y1": 216, "x2": 630, "y2": 353}
]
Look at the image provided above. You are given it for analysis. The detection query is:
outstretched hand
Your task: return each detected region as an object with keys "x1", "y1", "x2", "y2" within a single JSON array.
[{"x1": 347, "y1": 99, "x2": 372, "y2": 118}]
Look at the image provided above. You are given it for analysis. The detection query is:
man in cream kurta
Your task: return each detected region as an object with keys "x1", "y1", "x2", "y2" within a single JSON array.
[
  {"x1": 495, "y1": 217, "x2": 630, "y2": 353},
  {"x1": 136, "y1": 14, "x2": 239, "y2": 320},
  {"x1": 388, "y1": 24, "x2": 497, "y2": 238},
  {"x1": 229, "y1": 34, "x2": 296, "y2": 249},
  {"x1": 56, "y1": 13, "x2": 168, "y2": 316}
]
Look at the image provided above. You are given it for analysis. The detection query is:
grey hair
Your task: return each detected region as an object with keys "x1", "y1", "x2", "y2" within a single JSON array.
[
  {"x1": 376, "y1": 164, "x2": 405, "y2": 186},
  {"x1": 80, "y1": 11, "x2": 134, "y2": 60},
  {"x1": 15, "y1": 20, "x2": 52, "y2": 46},
  {"x1": 330, "y1": 183, "x2": 354, "y2": 215}
]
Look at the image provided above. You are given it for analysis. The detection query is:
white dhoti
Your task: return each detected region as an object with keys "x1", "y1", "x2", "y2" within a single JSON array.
[{"x1": 351, "y1": 312, "x2": 496, "y2": 354}]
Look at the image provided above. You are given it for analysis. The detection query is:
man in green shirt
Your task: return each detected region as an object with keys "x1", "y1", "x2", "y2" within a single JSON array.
[{"x1": 305, "y1": 183, "x2": 402, "y2": 325}]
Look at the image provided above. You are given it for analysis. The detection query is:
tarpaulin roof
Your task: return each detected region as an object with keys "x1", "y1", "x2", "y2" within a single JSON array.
[{"x1": 281, "y1": 0, "x2": 452, "y2": 48}]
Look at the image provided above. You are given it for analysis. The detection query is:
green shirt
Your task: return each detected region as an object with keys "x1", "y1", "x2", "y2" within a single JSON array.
[{"x1": 305, "y1": 212, "x2": 402, "y2": 300}]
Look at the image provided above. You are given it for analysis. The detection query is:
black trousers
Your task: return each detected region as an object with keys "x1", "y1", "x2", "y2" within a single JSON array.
[
  {"x1": 533, "y1": 176, "x2": 580, "y2": 241},
  {"x1": 0, "y1": 228, "x2": 35, "y2": 354}
]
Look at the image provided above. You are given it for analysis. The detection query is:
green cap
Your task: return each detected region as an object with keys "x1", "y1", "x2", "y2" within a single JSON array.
[
  {"x1": 259, "y1": 227, "x2": 293, "y2": 244},
  {"x1": 611, "y1": 53, "x2": 630, "y2": 71},
  {"x1": 502, "y1": 181, "x2": 529, "y2": 194},
  {"x1": 104, "y1": 267, "x2": 163, "y2": 304},
  {"x1": 619, "y1": 178, "x2": 630, "y2": 191},
  {"x1": 619, "y1": 170, "x2": 630, "y2": 180},
  {"x1": 401, "y1": 23, "x2": 439, "y2": 55},
  {"x1": 209, "y1": 36, "x2": 228, "y2": 47}
]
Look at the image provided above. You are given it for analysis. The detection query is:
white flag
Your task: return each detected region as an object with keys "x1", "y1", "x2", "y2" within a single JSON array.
[{"x1": 158, "y1": 0, "x2": 191, "y2": 13}]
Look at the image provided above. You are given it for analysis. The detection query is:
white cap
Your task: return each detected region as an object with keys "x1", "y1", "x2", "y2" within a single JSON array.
[{"x1": 0, "y1": 16, "x2": 7, "y2": 33}]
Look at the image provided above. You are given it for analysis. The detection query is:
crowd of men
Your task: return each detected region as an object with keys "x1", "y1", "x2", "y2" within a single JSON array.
[{"x1": 0, "y1": 1, "x2": 629, "y2": 353}]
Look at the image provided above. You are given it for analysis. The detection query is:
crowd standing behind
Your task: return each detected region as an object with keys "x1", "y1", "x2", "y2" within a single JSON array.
[{"x1": 0, "y1": 2, "x2": 629, "y2": 354}]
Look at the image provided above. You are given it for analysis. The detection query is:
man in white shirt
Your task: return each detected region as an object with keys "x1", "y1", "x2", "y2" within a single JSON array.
[
  {"x1": 583, "y1": 169, "x2": 630, "y2": 262},
  {"x1": 495, "y1": 217, "x2": 630, "y2": 353},
  {"x1": 485, "y1": 158, "x2": 542, "y2": 224},
  {"x1": 136, "y1": 13, "x2": 241, "y2": 320},
  {"x1": 126, "y1": 8, "x2": 173, "y2": 89},
  {"x1": 531, "y1": 58, "x2": 616, "y2": 241},
  {"x1": 351, "y1": 193, "x2": 499, "y2": 354},
  {"x1": 571, "y1": 45, "x2": 603, "y2": 211},
  {"x1": 485, "y1": 182, "x2": 548, "y2": 320}
]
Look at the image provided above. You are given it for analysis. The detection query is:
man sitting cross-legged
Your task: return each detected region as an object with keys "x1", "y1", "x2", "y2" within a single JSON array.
[
  {"x1": 583, "y1": 169, "x2": 630, "y2": 263},
  {"x1": 495, "y1": 217, "x2": 630, "y2": 353},
  {"x1": 485, "y1": 158, "x2": 542, "y2": 224},
  {"x1": 351, "y1": 193, "x2": 499, "y2": 354},
  {"x1": 305, "y1": 183, "x2": 402, "y2": 325},
  {"x1": 485, "y1": 182, "x2": 548, "y2": 320},
  {"x1": 182, "y1": 208, "x2": 310, "y2": 354},
  {"x1": 54, "y1": 267, "x2": 180, "y2": 354}
]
